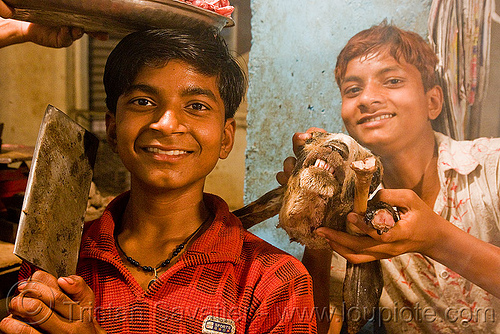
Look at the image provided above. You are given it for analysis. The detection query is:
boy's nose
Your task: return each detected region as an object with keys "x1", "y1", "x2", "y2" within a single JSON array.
[
  {"x1": 358, "y1": 83, "x2": 384, "y2": 110},
  {"x1": 150, "y1": 109, "x2": 184, "y2": 133}
]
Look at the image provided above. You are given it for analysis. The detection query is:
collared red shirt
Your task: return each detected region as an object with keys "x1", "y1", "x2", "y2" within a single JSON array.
[
  {"x1": 329, "y1": 132, "x2": 500, "y2": 333},
  {"x1": 20, "y1": 192, "x2": 317, "y2": 333}
]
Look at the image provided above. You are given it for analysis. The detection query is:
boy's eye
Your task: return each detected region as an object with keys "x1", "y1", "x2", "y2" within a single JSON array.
[
  {"x1": 187, "y1": 102, "x2": 209, "y2": 111},
  {"x1": 132, "y1": 98, "x2": 154, "y2": 106},
  {"x1": 386, "y1": 78, "x2": 403, "y2": 86},
  {"x1": 343, "y1": 86, "x2": 361, "y2": 97}
]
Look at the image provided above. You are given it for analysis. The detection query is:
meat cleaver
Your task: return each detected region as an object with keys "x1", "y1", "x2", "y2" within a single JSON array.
[{"x1": 14, "y1": 105, "x2": 99, "y2": 277}]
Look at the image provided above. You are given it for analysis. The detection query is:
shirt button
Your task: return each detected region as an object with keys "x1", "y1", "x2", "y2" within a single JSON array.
[{"x1": 440, "y1": 271, "x2": 449, "y2": 279}]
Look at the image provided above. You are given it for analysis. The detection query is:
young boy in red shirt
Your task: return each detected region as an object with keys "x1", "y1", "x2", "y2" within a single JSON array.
[{"x1": 1, "y1": 27, "x2": 317, "y2": 333}]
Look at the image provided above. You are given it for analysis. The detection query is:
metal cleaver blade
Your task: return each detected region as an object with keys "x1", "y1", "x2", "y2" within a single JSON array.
[{"x1": 14, "y1": 105, "x2": 99, "y2": 277}]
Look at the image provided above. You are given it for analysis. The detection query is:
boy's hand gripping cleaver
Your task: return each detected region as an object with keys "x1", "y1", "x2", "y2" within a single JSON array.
[{"x1": 14, "y1": 105, "x2": 99, "y2": 277}]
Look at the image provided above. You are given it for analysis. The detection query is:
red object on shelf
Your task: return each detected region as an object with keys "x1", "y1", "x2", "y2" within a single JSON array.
[
  {"x1": 0, "y1": 198, "x2": 6, "y2": 216},
  {"x1": 0, "y1": 166, "x2": 28, "y2": 198}
]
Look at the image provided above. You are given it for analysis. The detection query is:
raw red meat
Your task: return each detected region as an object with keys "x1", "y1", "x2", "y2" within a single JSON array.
[{"x1": 180, "y1": 0, "x2": 234, "y2": 17}]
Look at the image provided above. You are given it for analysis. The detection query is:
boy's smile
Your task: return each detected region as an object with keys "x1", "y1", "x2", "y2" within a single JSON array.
[
  {"x1": 106, "y1": 60, "x2": 235, "y2": 192},
  {"x1": 339, "y1": 53, "x2": 441, "y2": 156}
]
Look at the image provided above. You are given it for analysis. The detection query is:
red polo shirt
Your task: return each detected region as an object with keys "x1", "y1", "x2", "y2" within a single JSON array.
[{"x1": 20, "y1": 192, "x2": 317, "y2": 333}]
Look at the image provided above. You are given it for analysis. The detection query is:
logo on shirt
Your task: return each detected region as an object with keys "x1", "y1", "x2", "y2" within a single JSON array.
[{"x1": 202, "y1": 315, "x2": 235, "y2": 334}]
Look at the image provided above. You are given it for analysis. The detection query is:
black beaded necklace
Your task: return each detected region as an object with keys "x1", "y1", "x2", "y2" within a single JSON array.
[{"x1": 116, "y1": 215, "x2": 211, "y2": 288}]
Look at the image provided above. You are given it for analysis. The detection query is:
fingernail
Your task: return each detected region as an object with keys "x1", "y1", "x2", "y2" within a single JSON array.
[
  {"x1": 301, "y1": 133, "x2": 312, "y2": 139},
  {"x1": 17, "y1": 281, "x2": 26, "y2": 291},
  {"x1": 315, "y1": 230, "x2": 325, "y2": 238},
  {"x1": 61, "y1": 276, "x2": 75, "y2": 285}
]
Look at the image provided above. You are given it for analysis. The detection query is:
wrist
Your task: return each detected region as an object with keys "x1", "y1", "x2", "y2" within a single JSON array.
[
  {"x1": 0, "y1": 19, "x2": 30, "y2": 47},
  {"x1": 424, "y1": 217, "x2": 463, "y2": 262}
]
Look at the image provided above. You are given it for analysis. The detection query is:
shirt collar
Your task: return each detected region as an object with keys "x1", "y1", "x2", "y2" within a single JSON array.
[
  {"x1": 80, "y1": 192, "x2": 243, "y2": 266},
  {"x1": 435, "y1": 131, "x2": 479, "y2": 175}
]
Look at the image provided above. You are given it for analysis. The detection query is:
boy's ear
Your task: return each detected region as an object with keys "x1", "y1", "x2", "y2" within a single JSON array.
[
  {"x1": 220, "y1": 118, "x2": 236, "y2": 159},
  {"x1": 105, "y1": 111, "x2": 118, "y2": 153},
  {"x1": 426, "y1": 85, "x2": 444, "y2": 120}
]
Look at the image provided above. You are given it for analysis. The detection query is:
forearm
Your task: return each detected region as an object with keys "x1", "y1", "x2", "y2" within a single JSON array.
[
  {"x1": 0, "y1": 19, "x2": 28, "y2": 48},
  {"x1": 302, "y1": 247, "x2": 332, "y2": 334},
  {"x1": 428, "y1": 219, "x2": 500, "y2": 298}
]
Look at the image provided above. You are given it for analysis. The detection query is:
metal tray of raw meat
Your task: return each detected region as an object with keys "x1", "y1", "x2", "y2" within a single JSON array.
[{"x1": 5, "y1": 0, "x2": 234, "y2": 36}]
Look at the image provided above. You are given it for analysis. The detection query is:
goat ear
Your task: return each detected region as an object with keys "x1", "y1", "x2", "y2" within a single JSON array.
[{"x1": 369, "y1": 156, "x2": 383, "y2": 193}]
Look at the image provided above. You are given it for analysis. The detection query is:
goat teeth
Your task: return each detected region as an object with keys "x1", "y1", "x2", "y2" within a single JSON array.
[{"x1": 313, "y1": 159, "x2": 335, "y2": 174}]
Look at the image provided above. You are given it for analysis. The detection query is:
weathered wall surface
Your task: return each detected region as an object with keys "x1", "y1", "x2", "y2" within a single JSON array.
[
  {"x1": 0, "y1": 44, "x2": 74, "y2": 146},
  {"x1": 246, "y1": 0, "x2": 432, "y2": 258}
]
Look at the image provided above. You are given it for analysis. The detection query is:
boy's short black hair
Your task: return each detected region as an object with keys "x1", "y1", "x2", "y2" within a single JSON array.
[{"x1": 104, "y1": 27, "x2": 247, "y2": 119}]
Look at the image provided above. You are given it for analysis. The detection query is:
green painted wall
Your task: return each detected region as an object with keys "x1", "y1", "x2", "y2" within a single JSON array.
[{"x1": 246, "y1": 0, "x2": 433, "y2": 258}]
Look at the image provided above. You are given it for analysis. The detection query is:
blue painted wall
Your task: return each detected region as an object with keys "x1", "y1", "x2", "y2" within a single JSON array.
[{"x1": 246, "y1": 0, "x2": 432, "y2": 259}]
